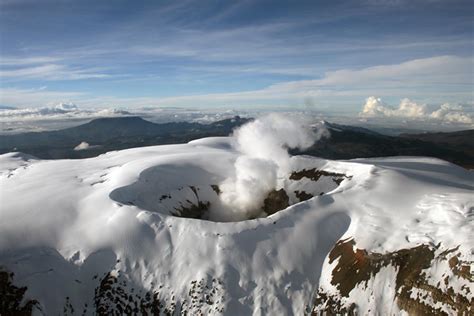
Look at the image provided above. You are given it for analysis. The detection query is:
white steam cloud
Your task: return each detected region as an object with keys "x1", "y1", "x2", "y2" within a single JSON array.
[{"x1": 215, "y1": 114, "x2": 328, "y2": 221}]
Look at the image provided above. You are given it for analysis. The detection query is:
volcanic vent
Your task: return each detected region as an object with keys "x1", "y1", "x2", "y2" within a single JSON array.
[
  {"x1": 110, "y1": 114, "x2": 350, "y2": 222},
  {"x1": 109, "y1": 159, "x2": 350, "y2": 222}
]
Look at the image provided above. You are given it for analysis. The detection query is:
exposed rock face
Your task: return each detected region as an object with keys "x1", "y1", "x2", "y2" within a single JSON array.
[
  {"x1": 262, "y1": 189, "x2": 290, "y2": 216},
  {"x1": 94, "y1": 272, "x2": 226, "y2": 315},
  {"x1": 172, "y1": 200, "x2": 211, "y2": 220},
  {"x1": 173, "y1": 201, "x2": 211, "y2": 219},
  {"x1": 312, "y1": 238, "x2": 473, "y2": 315},
  {"x1": 0, "y1": 268, "x2": 39, "y2": 315},
  {"x1": 294, "y1": 190, "x2": 314, "y2": 202},
  {"x1": 170, "y1": 186, "x2": 212, "y2": 219},
  {"x1": 94, "y1": 271, "x2": 172, "y2": 315},
  {"x1": 290, "y1": 168, "x2": 350, "y2": 185},
  {"x1": 210, "y1": 185, "x2": 221, "y2": 195},
  {"x1": 0, "y1": 267, "x2": 226, "y2": 315}
]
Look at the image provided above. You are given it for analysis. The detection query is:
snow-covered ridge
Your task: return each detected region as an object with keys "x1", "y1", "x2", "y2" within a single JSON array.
[{"x1": 0, "y1": 137, "x2": 472, "y2": 315}]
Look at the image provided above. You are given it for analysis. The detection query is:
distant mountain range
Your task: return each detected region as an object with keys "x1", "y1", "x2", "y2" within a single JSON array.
[
  {"x1": 0, "y1": 116, "x2": 250, "y2": 159},
  {"x1": 299, "y1": 121, "x2": 474, "y2": 169},
  {"x1": 0, "y1": 105, "x2": 16, "y2": 110},
  {"x1": 0, "y1": 116, "x2": 472, "y2": 168}
]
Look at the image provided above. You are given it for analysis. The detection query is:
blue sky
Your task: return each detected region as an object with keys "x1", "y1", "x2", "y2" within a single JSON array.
[{"x1": 0, "y1": 0, "x2": 473, "y2": 114}]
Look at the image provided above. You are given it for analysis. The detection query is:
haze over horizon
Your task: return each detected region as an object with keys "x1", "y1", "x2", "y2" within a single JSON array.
[{"x1": 0, "y1": 0, "x2": 473, "y2": 128}]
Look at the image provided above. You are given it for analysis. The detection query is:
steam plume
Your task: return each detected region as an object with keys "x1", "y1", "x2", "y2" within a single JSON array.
[{"x1": 215, "y1": 114, "x2": 328, "y2": 221}]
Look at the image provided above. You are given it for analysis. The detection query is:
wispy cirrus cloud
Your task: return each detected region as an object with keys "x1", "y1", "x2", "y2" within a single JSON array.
[
  {"x1": 1, "y1": 55, "x2": 472, "y2": 110},
  {"x1": 312, "y1": 55, "x2": 473, "y2": 86},
  {"x1": 152, "y1": 55, "x2": 473, "y2": 106},
  {"x1": 0, "y1": 56, "x2": 62, "y2": 66},
  {"x1": 1, "y1": 1, "x2": 472, "y2": 111},
  {"x1": 0, "y1": 87, "x2": 84, "y2": 106},
  {"x1": 1, "y1": 63, "x2": 110, "y2": 81}
]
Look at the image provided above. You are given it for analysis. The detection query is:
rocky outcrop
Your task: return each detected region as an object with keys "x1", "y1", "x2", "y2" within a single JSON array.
[
  {"x1": 290, "y1": 168, "x2": 350, "y2": 185},
  {"x1": 0, "y1": 268, "x2": 39, "y2": 315},
  {"x1": 93, "y1": 271, "x2": 226, "y2": 315},
  {"x1": 262, "y1": 189, "x2": 290, "y2": 216},
  {"x1": 312, "y1": 238, "x2": 473, "y2": 315}
]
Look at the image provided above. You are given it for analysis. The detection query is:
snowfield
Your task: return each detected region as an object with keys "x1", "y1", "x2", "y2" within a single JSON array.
[{"x1": 0, "y1": 136, "x2": 473, "y2": 315}]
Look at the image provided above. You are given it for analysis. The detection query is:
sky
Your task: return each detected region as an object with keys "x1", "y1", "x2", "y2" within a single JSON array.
[{"x1": 0, "y1": 0, "x2": 473, "y2": 122}]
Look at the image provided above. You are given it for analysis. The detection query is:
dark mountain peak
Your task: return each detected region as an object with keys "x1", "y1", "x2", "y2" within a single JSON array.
[
  {"x1": 0, "y1": 105, "x2": 17, "y2": 110},
  {"x1": 31, "y1": 116, "x2": 165, "y2": 145},
  {"x1": 322, "y1": 121, "x2": 381, "y2": 136},
  {"x1": 210, "y1": 116, "x2": 252, "y2": 127},
  {"x1": 84, "y1": 116, "x2": 153, "y2": 127},
  {"x1": 68, "y1": 116, "x2": 159, "y2": 135}
]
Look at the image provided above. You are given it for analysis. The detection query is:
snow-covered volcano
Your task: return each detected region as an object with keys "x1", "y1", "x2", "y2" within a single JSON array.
[{"x1": 0, "y1": 137, "x2": 473, "y2": 314}]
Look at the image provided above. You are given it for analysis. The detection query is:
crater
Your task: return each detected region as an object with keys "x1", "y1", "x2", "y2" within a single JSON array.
[{"x1": 110, "y1": 164, "x2": 350, "y2": 222}]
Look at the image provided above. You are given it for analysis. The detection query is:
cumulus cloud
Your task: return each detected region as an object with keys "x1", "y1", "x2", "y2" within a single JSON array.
[
  {"x1": 360, "y1": 96, "x2": 385, "y2": 116},
  {"x1": 214, "y1": 114, "x2": 328, "y2": 221},
  {"x1": 360, "y1": 96, "x2": 473, "y2": 124},
  {"x1": 395, "y1": 99, "x2": 427, "y2": 118},
  {"x1": 360, "y1": 97, "x2": 426, "y2": 118},
  {"x1": 74, "y1": 142, "x2": 91, "y2": 151},
  {"x1": 429, "y1": 103, "x2": 473, "y2": 124}
]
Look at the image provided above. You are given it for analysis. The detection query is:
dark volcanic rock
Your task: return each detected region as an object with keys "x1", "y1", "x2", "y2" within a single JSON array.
[
  {"x1": 262, "y1": 189, "x2": 290, "y2": 216},
  {"x1": 290, "y1": 168, "x2": 349, "y2": 185},
  {"x1": 94, "y1": 271, "x2": 225, "y2": 315},
  {"x1": 172, "y1": 201, "x2": 211, "y2": 220},
  {"x1": 294, "y1": 190, "x2": 314, "y2": 202},
  {"x1": 0, "y1": 268, "x2": 40, "y2": 315}
]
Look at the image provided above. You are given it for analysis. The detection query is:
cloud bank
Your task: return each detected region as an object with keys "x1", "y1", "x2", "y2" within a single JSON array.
[
  {"x1": 429, "y1": 104, "x2": 473, "y2": 124},
  {"x1": 360, "y1": 96, "x2": 473, "y2": 125},
  {"x1": 360, "y1": 97, "x2": 426, "y2": 118},
  {"x1": 0, "y1": 102, "x2": 130, "y2": 121}
]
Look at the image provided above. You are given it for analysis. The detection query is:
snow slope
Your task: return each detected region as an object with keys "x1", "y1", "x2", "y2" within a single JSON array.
[{"x1": 0, "y1": 137, "x2": 472, "y2": 315}]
